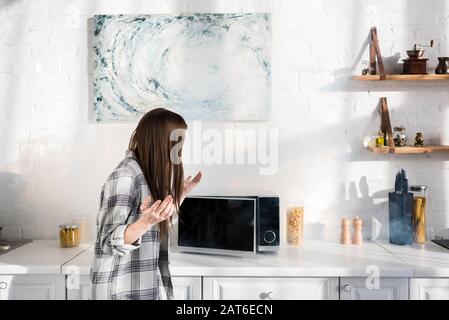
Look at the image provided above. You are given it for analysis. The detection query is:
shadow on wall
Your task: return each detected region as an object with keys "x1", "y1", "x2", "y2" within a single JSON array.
[
  {"x1": 0, "y1": 0, "x2": 15, "y2": 9},
  {"x1": 331, "y1": 29, "x2": 401, "y2": 81},
  {"x1": 0, "y1": 172, "x2": 33, "y2": 240},
  {"x1": 304, "y1": 222, "x2": 325, "y2": 240},
  {"x1": 337, "y1": 176, "x2": 391, "y2": 240}
]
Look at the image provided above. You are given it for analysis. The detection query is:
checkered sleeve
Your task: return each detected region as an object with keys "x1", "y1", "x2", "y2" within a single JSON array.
[{"x1": 98, "y1": 168, "x2": 142, "y2": 256}]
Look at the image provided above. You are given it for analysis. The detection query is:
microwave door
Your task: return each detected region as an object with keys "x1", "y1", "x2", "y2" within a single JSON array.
[{"x1": 178, "y1": 197, "x2": 256, "y2": 255}]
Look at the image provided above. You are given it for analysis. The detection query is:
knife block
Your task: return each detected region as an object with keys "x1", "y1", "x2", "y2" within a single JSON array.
[{"x1": 389, "y1": 192, "x2": 413, "y2": 245}]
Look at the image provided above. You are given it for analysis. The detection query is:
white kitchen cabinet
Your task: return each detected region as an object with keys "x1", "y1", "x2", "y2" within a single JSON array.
[
  {"x1": 173, "y1": 276, "x2": 202, "y2": 300},
  {"x1": 410, "y1": 278, "x2": 449, "y2": 300},
  {"x1": 66, "y1": 275, "x2": 202, "y2": 300},
  {"x1": 66, "y1": 274, "x2": 92, "y2": 300},
  {"x1": 339, "y1": 277, "x2": 409, "y2": 300},
  {"x1": 0, "y1": 274, "x2": 65, "y2": 300},
  {"x1": 203, "y1": 277, "x2": 339, "y2": 300}
]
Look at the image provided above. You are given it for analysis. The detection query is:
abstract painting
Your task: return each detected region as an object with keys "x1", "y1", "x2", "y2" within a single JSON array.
[{"x1": 93, "y1": 14, "x2": 271, "y2": 122}]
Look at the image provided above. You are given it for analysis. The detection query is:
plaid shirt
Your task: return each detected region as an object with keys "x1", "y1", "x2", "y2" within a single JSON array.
[{"x1": 90, "y1": 150, "x2": 173, "y2": 300}]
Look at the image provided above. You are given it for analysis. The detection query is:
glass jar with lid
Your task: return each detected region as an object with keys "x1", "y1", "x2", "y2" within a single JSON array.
[
  {"x1": 393, "y1": 126, "x2": 407, "y2": 147},
  {"x1": 410, "y1": 185, "x2": 427, "y2": 244},
  {"x1": 59, "y1": 223, "x2": 80, "y2": 248},
  {"x1": 286, "y1": 201, "x2": 304, "y2": 246}
]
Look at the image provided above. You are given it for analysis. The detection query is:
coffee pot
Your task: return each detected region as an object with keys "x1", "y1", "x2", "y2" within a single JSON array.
[{"x1": 436, "y1": 57, "x2": 449, "y2": 74}]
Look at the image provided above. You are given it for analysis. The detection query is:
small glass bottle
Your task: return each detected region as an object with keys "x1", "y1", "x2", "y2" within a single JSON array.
[
  {"x1": 410, "y1": 186, "x2": 427, "y2": 244},
  {"x1": 375, "y1": 130, "x2": 385, "y2": 147},
  {"x1": 361, "y1": 60, "x2": 370, "y2": 75},
  {"x1": 414, "y1": 132, "x2": 424, "y2": 146},
  {"x1": 286, "y1": 202, "x2": 304, "y2": 246}
]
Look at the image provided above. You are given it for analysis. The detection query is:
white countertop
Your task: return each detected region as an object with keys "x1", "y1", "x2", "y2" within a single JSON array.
[
  {"x1": 62, "y1": 240, "x2": 414, "y2": 277},
  {"x1": 2, "y1": 240, "x2": 448, "y2": 278},
  {"x1": 0, "y1": 240, "x2": 91, "y2": 274},
  {"x1": 376, "y1": 240, "x2": 449, "y2": 277}
]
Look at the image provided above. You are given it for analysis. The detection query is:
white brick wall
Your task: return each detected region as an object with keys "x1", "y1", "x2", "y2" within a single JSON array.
[{"x1": 0, "y1": 0, "x2": 448, "y2": 243}]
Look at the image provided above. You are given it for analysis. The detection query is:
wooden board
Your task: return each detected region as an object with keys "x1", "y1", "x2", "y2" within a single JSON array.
[
  {"x1": 370, "y1": 27, "x2": 386, "y2": 79},
  {"x1": 380, "y1": 97, "x2": 395, "y2": 153},
  {"x1": 367, "y1": 145, "x2": 449, "y2": 154},
  {"x1": 352, "y1": 74, "x2": 449, "y2": 81}
]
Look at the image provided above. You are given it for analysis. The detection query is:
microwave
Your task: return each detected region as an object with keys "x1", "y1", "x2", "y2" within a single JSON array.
[{"x1": 178, "y1": 196, "x2": 279, "y2": 255}]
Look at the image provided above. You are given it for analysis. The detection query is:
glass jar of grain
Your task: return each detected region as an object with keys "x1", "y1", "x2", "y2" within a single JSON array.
[
  {"x1": 287, "y1": 203, "x2": 304, "y2": 245},
  {"x1": 411, "y1": 185, "x2": 427, "y2": 244},
  {"x1": 59, "y1": 223, "x2": 80, "y2": 248}
]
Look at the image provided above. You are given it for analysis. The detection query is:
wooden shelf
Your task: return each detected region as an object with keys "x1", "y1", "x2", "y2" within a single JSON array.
[
  {"x1": 367, "y1": 145, "x2": 449, "y2": 154},
  {"x1": 352, "y1": 74, "x2": 449, "y2": 81}
]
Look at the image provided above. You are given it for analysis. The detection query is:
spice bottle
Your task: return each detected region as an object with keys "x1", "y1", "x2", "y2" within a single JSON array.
[
  {"x1": 414, "y1": 132, "x2": 424, "y2": 146},
  {"x1": 375, "y1": 130, "x2": 385, "y2": 147},
  {"x1": 352, "y1": 217, "x2": 363, "y2": 245},
  {"x1": 340, "y1": 217, "x2": 351, "y2": 244}
]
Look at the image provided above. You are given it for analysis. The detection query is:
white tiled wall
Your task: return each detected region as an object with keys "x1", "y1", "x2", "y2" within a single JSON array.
[{"x1": 0, "y1": 0, "x2": 449, "y2": 242}]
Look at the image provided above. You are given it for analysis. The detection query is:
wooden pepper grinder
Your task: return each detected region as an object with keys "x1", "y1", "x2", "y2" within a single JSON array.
[
  {"x1": 352, "y1": 216, "x2": 363, "y2": 245},
  {"x1": 340, "y1": 217, "x2": 351, "y2": 245}
]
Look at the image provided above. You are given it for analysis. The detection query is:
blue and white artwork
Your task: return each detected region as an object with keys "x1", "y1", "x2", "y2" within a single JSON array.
[{"x1": 93, "y1": 14, "x2": 271, "y2": 122}]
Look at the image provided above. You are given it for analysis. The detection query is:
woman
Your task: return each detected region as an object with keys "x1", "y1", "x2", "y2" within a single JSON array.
[{"x1": 90, "y1": 108, "x2": 202, "y2": 300}]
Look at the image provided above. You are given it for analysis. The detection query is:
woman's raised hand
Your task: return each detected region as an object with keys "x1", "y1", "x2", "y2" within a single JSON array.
[
  {"x1": 140, "y1": 195, "x2": 174, "y2": 226},
  {"x1": 183, "y1": 171, "x2": 202, "y2": 195}
]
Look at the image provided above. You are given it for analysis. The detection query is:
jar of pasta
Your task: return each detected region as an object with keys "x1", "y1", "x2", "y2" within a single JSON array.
[
  {"x1": 59, "y1": 223, "x2": 80, "y2": 248},
  {"x1": 411, "y1": 185, "x2": 427, "y2": 244},
  {"x1": 287, "y1": 203, "x2": 304, "y2": 245}
]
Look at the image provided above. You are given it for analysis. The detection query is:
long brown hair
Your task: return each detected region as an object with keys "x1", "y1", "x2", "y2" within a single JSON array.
[{"x1": 129, "y1": 108, "x2": 187, "y2": 236}]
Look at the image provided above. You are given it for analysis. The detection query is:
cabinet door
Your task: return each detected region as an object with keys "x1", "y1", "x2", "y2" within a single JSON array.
[
  {"x1": 203, "y1": 277, "x2": 339, "y2": 300},
  {"x1": 67, "y1": 275, "x2": 92, "y2": 300},
  {"x1": 0, "y1": 275, "x2": 65, "y2": 300},
  {"x1": 67, "y1": 275, "x2": 202, "y2": 300},
  {"x1": 173, "y1": 277, "x2": 202, "y2": 300},
  {"x1": 339, "y1": 277, "x2": 408, "y2": 300},
  {"x1": 410, "y1": 278, "x2": 449, "y2": 300}
]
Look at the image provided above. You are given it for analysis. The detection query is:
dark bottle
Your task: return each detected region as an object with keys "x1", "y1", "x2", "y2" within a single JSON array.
[{"x1": 435, "y1": 57, "x2": 449, "y2": 74}]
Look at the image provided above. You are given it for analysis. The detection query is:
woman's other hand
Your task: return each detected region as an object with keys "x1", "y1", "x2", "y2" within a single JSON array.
[{"x1": 183, "y1": 171, "x2": 202, "y2": 196}]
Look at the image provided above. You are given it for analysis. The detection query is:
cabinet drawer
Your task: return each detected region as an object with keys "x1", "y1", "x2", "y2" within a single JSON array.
[
  {"x1": 66, "y1": 275, "x2": 201, "y2": 300},
  {"x1": 411, "y1": 278, "x2": 449, "y2": 300},
  {"x1": 339, "y1": 277, "x2": 409, "y2": 300},
  {"x1": 203, "y1": 277, "x2": 339, "y2": 300},
  {"x1": 0, "y1": 275, "x2": 65, "y2": 300}
]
